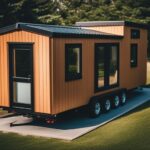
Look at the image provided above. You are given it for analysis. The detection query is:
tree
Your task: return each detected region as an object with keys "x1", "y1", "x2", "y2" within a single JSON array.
[{"x1": 0, "y1": 0, "x2": 23, "y2": 27}]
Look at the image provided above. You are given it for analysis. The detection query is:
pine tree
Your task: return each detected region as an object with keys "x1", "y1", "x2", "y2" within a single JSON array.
[{"x1": 0, "y1": 0, "x2": 23, "y2": 27}]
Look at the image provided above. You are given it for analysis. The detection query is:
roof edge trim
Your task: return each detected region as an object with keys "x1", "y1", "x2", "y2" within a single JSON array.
[
  {"x1": 76, "y1": 21, "x2": 149, "y2": 29},
  {"x1": 0, "y1": 22, "x2": 123, "y2": 39}
]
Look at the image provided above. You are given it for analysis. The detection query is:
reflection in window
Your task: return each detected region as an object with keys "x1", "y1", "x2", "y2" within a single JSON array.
[
  {"x1": 65, "y1": 44, "x2": 82, "y2": 81},
  {"x1": 131, "y1": 29, "x2": 140, "y2": 39},
  {"x1": 97, "y1": 46, "x2": 105, "y2": 88},
  {"x1": 109, "y1": 46, "x2": 118, "y2": 85},
  {"x1": 95, "y1": 43, "x2": 119, "y2": 91},
  {"x1": 13, "y1": 49, "x2": 31, "y2": 78},
  {"x1": 130, "y1": 44, "x2": 138, "y2": 67},
  {"x1": 68, "y1": 48, "x2": 80, "y2": 74}
]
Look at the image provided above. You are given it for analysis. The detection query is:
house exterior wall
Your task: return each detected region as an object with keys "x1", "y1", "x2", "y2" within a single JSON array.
[
  {"x1": 52, "y1": 27, "x2": 147, "y2": 114},
  {"x1": 0, "y1": 25, "x2": 147, "y2": 116},
  {"x1": 83, "y1": 26, "x2": 124, "y2": 36},
  {"x1": 119, "y1": 27, "x2": 147, "y2": 89},
  {"x1": 0, "y1": 30, "x2": 51, "y2": 114}
]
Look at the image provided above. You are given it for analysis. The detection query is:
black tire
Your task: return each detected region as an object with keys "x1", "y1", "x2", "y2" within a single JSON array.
[
  {"x1": 120, "y1": 91, "x2": 127, "y2": 105},
  {"x1": 89, "y1": 98, "x2": 101, "y2": 118},
  {"x1": 102, "y1": 98, "x2": 111, "y2": 112},
  {"x1": 112, "y1": 95, "x2": 120, "y2": 108}
]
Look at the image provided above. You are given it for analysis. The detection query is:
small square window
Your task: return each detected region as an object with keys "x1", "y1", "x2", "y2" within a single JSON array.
[
  {"x1": 65, "y1": 44, "x2": 82, "y2": 81},
  {"x1": 131, "y1": 29, "x2": 140, "y2": 39},
  {"x1": 130, "y1": 44, "x2": 138, "y2": 67}
]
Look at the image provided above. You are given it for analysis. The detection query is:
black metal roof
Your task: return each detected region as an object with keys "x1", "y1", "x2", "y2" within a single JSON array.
[
  {"x1": 76, "y1": 21, "x2": 149, "y2": 29},
  {"x1": 0, "y1": 22, "x2": 123, "y2": 39}
]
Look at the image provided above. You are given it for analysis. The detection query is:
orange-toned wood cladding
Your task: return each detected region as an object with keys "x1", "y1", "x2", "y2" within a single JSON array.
[
  {"x1": 0, "y1": 26, "x2": 147, "y2": 116},
  {"x1": 83, "y1": 26, "x2": 124, "y2": 36},
  {"x1": 0, "y1": 30, "x2": 51, "y2": 114},
  {"x1": 120, "y1": 27, "x2": 148, "y2": 89},
  {"x1": 52, "y1": 27, "x2": 147, "y2": 114}
]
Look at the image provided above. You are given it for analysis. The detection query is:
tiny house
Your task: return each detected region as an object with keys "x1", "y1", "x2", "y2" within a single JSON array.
[{"x1": 0, "y1": 21, "x2": 148, "y2": 118}]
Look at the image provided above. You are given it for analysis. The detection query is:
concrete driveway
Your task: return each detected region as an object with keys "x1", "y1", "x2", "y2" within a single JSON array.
[{"x1": 0, "y1": 88, "x2": 150, "y2": 140}]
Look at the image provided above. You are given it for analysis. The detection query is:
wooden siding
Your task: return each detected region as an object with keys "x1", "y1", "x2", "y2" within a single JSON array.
[
  {"x1": 52, "y1": 38, "x2": 121, "y2": 114},
  {"x1": 52, "y1": 27, "x2": 147, "y2": 114},
  {"x1": 0, "y1": 26, "x2": 147, "y2": 116},
  {"x1": 0, "y1": 30, "x2": 51, "y2": 114},
  {"x1": 83, "y1": 26, "x2": 124, "y2": 36},
  {"x1": 119, "y1": 27, "x2": 147, "y2": 89}
]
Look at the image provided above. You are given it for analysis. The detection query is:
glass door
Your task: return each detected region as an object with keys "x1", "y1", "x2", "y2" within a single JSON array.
[
  {"x1": 95, "y1": 43, "x2": 119, "y2": 92},
  {"x1": 9, "y1": 44, "x2": 33, "y2": 110}
]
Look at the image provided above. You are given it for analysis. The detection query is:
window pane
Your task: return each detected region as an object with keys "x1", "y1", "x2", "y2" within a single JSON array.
[
  {"x1": 131, "y1": 44, "x2": 138, "y2": 67},
  {"x1": 13, "y1": 49, "x2": 31, "y2": 78},
  {"x1": 131, "y1": 29, "x2": 140, "y2": 39},
  {"x1": 97, "y1": 46, "x2": 105, "y2": 88},
  {"x1": 13, "y1": 82, "x2": 31, "y2": 104},
  {"x1": 68, "y1": 47, "x2": 80, "y2": 74},
  {"x1": 66, "y1": 44, "x2": 82, "y2": 81},
  {"x1": 109, "y1": 46, "x2": 118, "y2": 85}
]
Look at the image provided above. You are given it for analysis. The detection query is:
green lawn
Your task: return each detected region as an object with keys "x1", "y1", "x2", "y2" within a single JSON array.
[{"x1": 0, "y1": 101, "x2": 149, "y2": 150}]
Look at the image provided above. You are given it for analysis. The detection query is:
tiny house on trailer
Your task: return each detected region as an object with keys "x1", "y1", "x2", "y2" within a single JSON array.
[{"x1": 0, "y1": 21, "x2": 148, "y2": 118}]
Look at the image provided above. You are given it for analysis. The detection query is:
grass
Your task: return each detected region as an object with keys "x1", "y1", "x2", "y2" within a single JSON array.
[{"x1": 0, "y1": 101, "x2": 150, "y2": 150}]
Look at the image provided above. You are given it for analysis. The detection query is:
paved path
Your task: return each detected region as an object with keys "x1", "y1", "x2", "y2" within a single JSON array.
[{"x1": 0, "y1": 88, "x2": 150, "y2": 140}]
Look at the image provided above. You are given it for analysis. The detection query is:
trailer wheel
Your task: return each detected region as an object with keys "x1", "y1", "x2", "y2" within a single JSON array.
[
  {"x1": 120, "y1": 91, "x2": 127, "y2": 105},
  {"x1": 89, "y1": 98, "x2": 101, "y2": 118},
  {"x1": 103, "y1": 99, "x2": 111, "y2": 112},
  {"x1": 112, "y1": 95, "x2": 120, "y2": 108}
]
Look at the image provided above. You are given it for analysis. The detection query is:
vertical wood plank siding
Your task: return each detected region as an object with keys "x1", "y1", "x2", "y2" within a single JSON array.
[
  {"x1": 52, "y1": 27, "x2": 147, "y2": 114},
  {"x1": 83, "y1": 26, "x2": 124, "y2": 36},
  {"x1": 0, "y1": 25, "x2": 147, "y2": 116},
  {"x1": 52, "y1": 38, "x2": 121, "y2": 114},
  {"x1": 119, "y1": 27, "x2": 147, "y2": 89},
  {"x1": 0, "y1": 30, "x2": 51, "y2": 114}
]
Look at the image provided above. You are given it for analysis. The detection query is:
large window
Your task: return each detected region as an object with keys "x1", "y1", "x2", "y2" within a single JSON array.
[
  {"x1": 130, "y1": 44, "x2": 138, "y2": 67},
  {"x1": 65, "y1": 44, "x2": 82, "y2": 81},
  {"x1": 95, "y1": 43, "x2": 119, "y2": 92}
]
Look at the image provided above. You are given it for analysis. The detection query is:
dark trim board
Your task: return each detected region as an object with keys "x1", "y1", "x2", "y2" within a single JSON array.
[
  {"x1": 8, "y1": 43, "x2": 34, "y2": 112},
  {"x1": 8, "y1": 42, "x2": 34, "y2": 45},
  {"x1": 52, "y1": 33, "x2": 123, "y2": 39}
]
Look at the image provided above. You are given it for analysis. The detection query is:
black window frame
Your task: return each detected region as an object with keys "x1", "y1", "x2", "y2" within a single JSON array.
[
  {"x1": 130, "y1": 44, "x2": 138, "y2": 68},
  {"x1": 94, "y1": 43, "x2": 119, "y2": 92},
  {"x1": 65, "y1": 43, "x2": 82, "y2": 81},
  {"x1": 131, "y1": 29, "x2": 140, "y2": 39}
]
